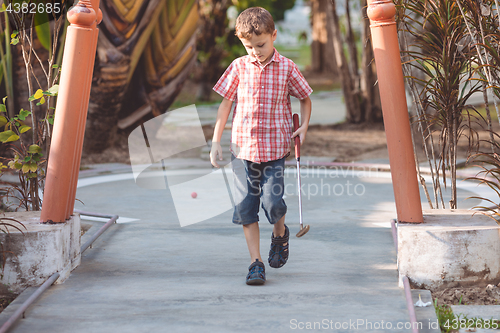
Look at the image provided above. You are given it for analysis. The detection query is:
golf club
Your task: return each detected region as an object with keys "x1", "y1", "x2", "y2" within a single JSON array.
[{"x1": 293, "y1": 113, "x2": 310, "y2": 237}]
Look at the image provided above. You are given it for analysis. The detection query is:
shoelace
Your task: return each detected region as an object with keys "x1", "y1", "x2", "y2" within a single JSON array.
[{"x1": 249, "y1": 264, "x2": 265, "y2": 278}]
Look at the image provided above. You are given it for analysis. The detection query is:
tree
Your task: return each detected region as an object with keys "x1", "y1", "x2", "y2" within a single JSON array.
[
  {"x1": 83, "y1": 0, "x2": 199, "y2": 153},
  {"x1": 310, "y1": 0, "x2": 337, "y2": 74},
  {"x1": 195, "y1": 0, "x2": 232, "y2": 101},
  {"x1": 329, "y1": 0, "x2": 381, "y2": 123}
]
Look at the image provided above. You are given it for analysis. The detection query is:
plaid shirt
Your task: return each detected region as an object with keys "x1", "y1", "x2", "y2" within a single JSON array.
[{"x1": 213, "y1": 49, "x2": 312, "y2": 163}]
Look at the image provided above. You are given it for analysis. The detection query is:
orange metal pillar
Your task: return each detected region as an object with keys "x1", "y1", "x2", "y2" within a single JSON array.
[
  {"x1": 367, "y1": 0, "x2": 423, "y2": 223},
  {"x1": 41, "y1": 0, "x2": 100, "y2": 223}
]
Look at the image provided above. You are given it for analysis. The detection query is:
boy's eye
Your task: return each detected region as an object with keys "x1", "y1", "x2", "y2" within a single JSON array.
[{"x1": 257, "y1": 44, "x2": 264, "y2": 48}]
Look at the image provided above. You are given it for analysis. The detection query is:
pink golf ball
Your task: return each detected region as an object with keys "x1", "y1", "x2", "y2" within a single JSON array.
[{"x1": 191, "y1": 192, "x2": 197, "y2": 199}]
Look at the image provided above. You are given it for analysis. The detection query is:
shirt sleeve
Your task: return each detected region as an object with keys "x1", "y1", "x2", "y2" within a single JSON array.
[
  {"x1": 213, "y1": 60, "x2": 239, "y2": 101},
  {"x1": 288, "y1": 62, "x2": 313, "y2": 100}
]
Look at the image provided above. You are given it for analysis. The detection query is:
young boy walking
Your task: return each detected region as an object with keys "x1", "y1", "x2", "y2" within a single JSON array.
[{"x1": 210, "y1": 7, "x2": 312, "y2": 285}]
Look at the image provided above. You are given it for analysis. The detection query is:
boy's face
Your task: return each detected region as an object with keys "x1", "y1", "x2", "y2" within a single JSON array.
[{"x1": 239, "y1": 30, "x2": 277, "y2": 66}]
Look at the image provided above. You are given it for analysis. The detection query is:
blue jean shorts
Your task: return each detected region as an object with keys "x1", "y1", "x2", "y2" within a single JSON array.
[{"x1": 231, "y1": 154, "x2": 287, "y2": 225}]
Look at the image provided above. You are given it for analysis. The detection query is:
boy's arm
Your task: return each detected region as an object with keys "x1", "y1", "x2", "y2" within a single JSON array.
[
  {"x1": 210, "y1": 98, "x2": 233, "y2": 168},
  {"x1": 292, "y1": 96, "x2": 312, "y2": 144}
]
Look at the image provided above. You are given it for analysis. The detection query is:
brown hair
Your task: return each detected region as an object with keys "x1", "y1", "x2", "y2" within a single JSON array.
[{"x1": 235, "y1": 7, "x2": 275, "y2": 39}]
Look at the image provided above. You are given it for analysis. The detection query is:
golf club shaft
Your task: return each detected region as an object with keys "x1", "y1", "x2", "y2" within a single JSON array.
[
  {"x1": 293, "y1": 113, "x2": 304, "y2": 227},
  {"x1": 296, "y1": 158, "x2": 303, "y2": 226}
]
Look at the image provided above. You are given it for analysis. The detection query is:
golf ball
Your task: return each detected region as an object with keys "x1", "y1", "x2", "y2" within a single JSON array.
[{"x1": 191, "y1": 192, "x2": 197, "y2": 199}]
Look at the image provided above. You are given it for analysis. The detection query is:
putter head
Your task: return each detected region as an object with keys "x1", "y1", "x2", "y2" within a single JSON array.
[{"x1": 296, "y1": 224, "x2": 310, "y2": 237}]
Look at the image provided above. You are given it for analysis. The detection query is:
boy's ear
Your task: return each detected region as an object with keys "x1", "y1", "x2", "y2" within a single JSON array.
[{"x1": 272, "y1": 29, "x2": 277, "y2": 41}]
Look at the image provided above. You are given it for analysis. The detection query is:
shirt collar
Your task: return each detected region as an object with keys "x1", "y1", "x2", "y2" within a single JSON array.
[{"x1": 248, "y1": 48, "x2": 281, "y2": 65}]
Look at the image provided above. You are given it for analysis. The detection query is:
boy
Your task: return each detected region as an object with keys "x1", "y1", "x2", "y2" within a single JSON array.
[{"x1": 210, "y1": 7, "x2": 312, "y2": 285}]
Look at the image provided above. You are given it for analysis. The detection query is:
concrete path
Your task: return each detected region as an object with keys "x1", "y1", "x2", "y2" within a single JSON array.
[{"x1": 1, "y1": 162, "x2": 481, "y2": 332}]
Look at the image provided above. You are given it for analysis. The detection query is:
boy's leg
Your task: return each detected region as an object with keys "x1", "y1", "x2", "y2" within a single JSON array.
[
  {"x1": 260, "y1": 156, "x2": 289, "y2": 268},
  {"x1": 243, "y1": 221, "x2": 262, "y2": 263},
  {"x1": 273, "y1": 215, "x2": 286, "y2": 237},
  {"x1": 231, "y1": 155, "x2": 263, "y2": 262}
]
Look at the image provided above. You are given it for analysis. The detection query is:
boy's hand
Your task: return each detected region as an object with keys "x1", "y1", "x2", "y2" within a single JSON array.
[
  {"x1": 210, "y1": 142, "x2": 223, "y2": 168},
  {"x1": 292, "y1": 125, "x2": 308, "y2": 145}
]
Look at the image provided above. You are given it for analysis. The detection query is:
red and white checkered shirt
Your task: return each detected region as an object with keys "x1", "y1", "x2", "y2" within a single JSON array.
[{"x1": 213, "y1": 49, "x2": 312, "y2": 163}]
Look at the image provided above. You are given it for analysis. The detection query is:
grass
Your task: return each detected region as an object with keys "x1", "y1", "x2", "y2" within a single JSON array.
[
  {"x1": 434, "y1": 300, "x2": 456, "y2": 333},
  {"x1": 434, "y1": 299, "x2": 500, "y2": 332}
]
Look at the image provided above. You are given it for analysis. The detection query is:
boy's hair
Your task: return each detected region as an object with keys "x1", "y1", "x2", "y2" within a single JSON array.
[{"x1": 235, "y1": 7, "x2": 275, "y2": 39}]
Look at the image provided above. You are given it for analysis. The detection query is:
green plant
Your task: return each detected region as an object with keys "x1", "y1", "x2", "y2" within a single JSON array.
[
  {"x1": 0, "y1": 1, "x2": 66, "y2": 211},
  {"x1": 434, "y1": 299, "x2": 455, "y2": 333},
  {"x1": 465, "y1": 133, "x2": 500, "y2": 220},
  {"x1": 399, "y1": 0, "x2": 484, "y2": 209}
]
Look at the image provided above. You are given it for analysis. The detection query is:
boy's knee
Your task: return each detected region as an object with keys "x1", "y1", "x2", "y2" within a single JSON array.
[{"x1": 262, "y1": 197, "x2": 286, "y2": 216}]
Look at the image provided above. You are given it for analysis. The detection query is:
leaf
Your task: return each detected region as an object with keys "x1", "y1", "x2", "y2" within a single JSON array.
[
  {"x1": 23, "y1": 156, "x2": 31, "y2": 163},
  {"x1": 0, "y1": 104, "x2": 5, "y2": 113},
  {"x1": 34, "y1": 89, "x2": 44, "y2": 100},
  {"x1": 0, "y1": 116, "x2": 7, "y2": 127},
  {"x1": 21, "y1": 164, "x2": 30, "y2": 173},
  {"x1": 19, "y1": 125, "x2": 30, "y2": 133},
  {"x1": 28, "y1": 144, "x2": 42, "y2": 154},
  {"x1": 36, "y1": 97, "x2": 46, "y2": 106},
  {"x1": 46, "y1": 84, "x2": 59, "y2": 96},
  {"x1": 11, "y1": 38, "x2": 19, "y2": 46},
  {"x1": 18, "y1": 109, "x2": 30, "y2": 121},
  {"x1": 34, "y1": 14, "x2": 51, "y2": 51},
  {"x1": 0, "y1": 130, "x2": 19, "y2": 143},
  {"x1": 29, "y1": 162, "x2": 37, "y2": 173},
  {"x1": 3, "y1": 97, "x2": 7, "y2": 104}
]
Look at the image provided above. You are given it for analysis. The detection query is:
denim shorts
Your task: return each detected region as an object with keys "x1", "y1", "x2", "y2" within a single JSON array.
[{"x1": 231, "y1": 154, "x2": 287, "y2": 225}]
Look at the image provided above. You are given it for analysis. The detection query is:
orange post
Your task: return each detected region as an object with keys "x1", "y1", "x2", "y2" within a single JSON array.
[
  {"x1": 367, "y1": 0, "x2": 423, "y2": 223},
  {"x1": 41, "y1": 0, "x2": 100, "y2": 223},
  {"x1": 66, "y1": 0, "x2": 102, "y2": 218}
]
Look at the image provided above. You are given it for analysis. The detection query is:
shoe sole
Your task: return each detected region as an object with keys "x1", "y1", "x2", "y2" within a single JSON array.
[{"x1": 246, "y1": 278, "x2": 265, "y2": 285}]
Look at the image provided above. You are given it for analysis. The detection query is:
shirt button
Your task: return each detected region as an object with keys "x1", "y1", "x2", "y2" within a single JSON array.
[
  {"x1": 259, "y1": 139, "x2": 262, "y2": 141},
  {"x1": 261, "y1": 85, "x2": 264, "y2": 88},
  {"x1": 259, "y1": 121, "x2": 262, "y2": 123}
]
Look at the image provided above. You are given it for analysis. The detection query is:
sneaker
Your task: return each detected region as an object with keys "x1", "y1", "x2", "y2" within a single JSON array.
[
  {"x1": 268, "y1": 224, "x2": 289, "y2": 268},
  {"x1": 246, "y1": 259, "x2": 266, "y2": 285}
]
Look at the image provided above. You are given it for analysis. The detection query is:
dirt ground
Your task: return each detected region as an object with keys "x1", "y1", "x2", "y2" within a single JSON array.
[
  {"x1": 432, "y1": 283, "x2": 500, "y2": 306},
  {"x1": 81, "y1": 121, "x2": 392, "y2": 165}
]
